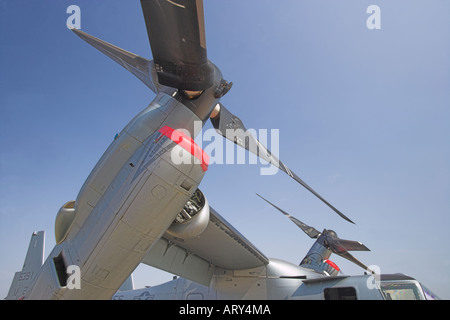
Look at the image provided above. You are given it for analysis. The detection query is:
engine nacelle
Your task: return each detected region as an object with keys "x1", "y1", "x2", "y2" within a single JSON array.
[
  {"x1": 54, "y1": 200, "x2": 76, "y2": 244},
  {"x1": 166, "y1": 189, "x2": 209, "y2": 240}
]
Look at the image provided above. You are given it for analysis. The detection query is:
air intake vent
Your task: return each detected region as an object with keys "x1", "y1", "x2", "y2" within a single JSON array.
[{"x1": 53, "y1": 251, "x2": 68, "y2": 287}]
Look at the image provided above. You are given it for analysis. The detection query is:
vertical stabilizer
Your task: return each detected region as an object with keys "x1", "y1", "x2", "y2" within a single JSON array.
[
  {"x1": 5, "y1": 231, "x2": 45, "y2": 300},
  {"x1": 118, "y1": 274, "x2": 135, "y2": 292}
]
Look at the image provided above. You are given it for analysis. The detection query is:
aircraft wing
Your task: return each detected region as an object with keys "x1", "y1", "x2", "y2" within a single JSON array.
[{"x1": 141, "y1": 207, "x2": 269, "y2": 286}]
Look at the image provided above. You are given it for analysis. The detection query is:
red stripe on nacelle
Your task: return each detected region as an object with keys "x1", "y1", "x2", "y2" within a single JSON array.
[
  {"x1": 158, "y1": 126, "x2": 209, "y2": 172},
  {"x1": 325, "y1": 259, "x2": 340, "y2": 272}
]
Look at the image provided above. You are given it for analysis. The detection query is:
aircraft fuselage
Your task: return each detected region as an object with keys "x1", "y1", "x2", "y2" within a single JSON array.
[{"x1": 112, "y1": 259, "x2": 431, "y2": 300}]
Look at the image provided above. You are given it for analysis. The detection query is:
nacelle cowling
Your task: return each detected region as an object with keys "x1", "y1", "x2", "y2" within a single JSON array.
[
  {"x1": 166, "y1": 189, "x2": 209, "y2": 240},
  {"x1": 54, "y1": 201, "x2": 76, "y2": 244}
]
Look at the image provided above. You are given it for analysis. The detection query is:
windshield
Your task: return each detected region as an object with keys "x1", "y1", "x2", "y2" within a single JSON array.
[
  {"x1": 421, "y1": 284, "x2": 441, "y2": 300},
  {"x1": 380, "y1": 281, "x2": 425, "y2": 300}
]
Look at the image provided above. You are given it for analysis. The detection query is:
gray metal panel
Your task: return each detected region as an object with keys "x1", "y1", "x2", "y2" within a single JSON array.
[
  {"x1": 143, "y1": 207, "x2": 269, "y2": 274},
  {"x1": 170, "y1": 207, "x2": 269, "y2": 269},
  {"x1": 206, "y1": 208, "x2": 269, "y2": 268},
  {"x1": 293, "y1": 274, "x2": 386, "y2": 300},
  {"x1": 141, "y1": 238, "x2": 215, "y2": 286}
]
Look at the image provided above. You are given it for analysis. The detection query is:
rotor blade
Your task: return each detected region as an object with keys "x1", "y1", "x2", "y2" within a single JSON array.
[
  {"x1": 326, "y1": 237, "x2": 370, "y2": 254},
  {"x1": 323, "y1": 234, "x2": 371, "y2": 271},
  {"x1": 334, "y1": 251, "x2": 371, "y2": 271},
  {"x1": 71, "y1": 28, "x2": 157, "y2": 93},
  {"x1": 211, "y1": 103, "x2": 355, "y2": 224},
  {"x1": 256, "y1": 194, "x2": 320, "y2": 239},
  {"x1": 140, "y1": 0, "x2": 214, "y2": 91}
]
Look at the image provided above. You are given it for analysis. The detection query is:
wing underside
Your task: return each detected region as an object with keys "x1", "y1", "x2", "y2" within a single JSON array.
[{"x1": 141, "y1": 207, "x2": 269, "y2": 286}]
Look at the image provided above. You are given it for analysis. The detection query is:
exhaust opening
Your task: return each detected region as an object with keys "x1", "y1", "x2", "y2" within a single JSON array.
[{"x1": 53, "y1": 251, "x2": 68, "y2": 287}]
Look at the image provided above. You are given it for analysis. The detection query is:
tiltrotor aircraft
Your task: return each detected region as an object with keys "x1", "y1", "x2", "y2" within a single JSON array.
[{"x1": 6, "y1": 1, "x2": 438, "y2": 300}]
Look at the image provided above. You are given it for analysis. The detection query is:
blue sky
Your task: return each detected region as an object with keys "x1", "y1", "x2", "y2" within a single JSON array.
[{"x1": 1, "y1": 0, "x2": 449, "y2": 299}]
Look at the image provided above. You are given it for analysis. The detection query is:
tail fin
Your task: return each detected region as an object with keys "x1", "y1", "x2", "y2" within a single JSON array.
[
  {"x1": 118, "y1": 274, "x2": 135, "y2": 292},
  {"x1": 6, "y1": 231, "x2": 45, "y2": 300}
]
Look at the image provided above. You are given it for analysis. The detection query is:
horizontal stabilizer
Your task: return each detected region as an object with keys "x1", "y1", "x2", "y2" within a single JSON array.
[{"x1": 71, "y1": 28, "x2": 158, "y2": 93}]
